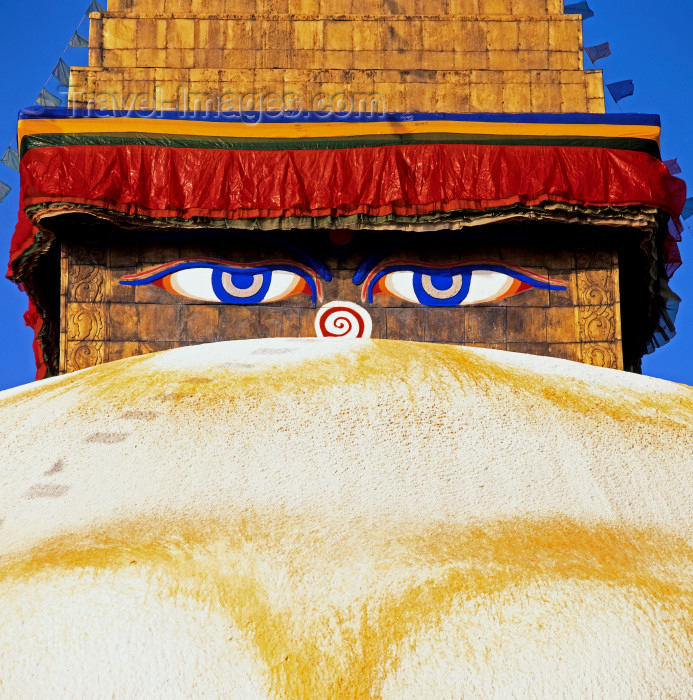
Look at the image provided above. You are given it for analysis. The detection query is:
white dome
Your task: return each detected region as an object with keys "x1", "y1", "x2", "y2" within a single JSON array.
[{"x1": 1, "y1": 339, "x2": 692, "y2": 698}]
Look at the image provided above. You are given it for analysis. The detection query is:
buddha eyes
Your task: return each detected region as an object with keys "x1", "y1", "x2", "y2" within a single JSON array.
[
  {"x1": 361, "y1": 262, "x2": 567, "y2": 306},
  {"x1": 120, "y1": 259, "x2": 323, "y2": 305},
  {"x1": 120, "y1": 258, "x2": 565, "y2": 308}
]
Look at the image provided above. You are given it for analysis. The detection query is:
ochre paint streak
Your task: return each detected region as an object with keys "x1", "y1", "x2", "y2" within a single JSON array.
[
  {"x1": 2, "y1": 516, "x2": 693, "y2": 697},
  {"x1": 2, "y1": 341, "x2": 689, "y2": 435}
]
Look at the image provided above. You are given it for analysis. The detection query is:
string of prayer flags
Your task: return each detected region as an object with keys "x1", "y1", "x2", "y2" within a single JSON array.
[
  {"x1": 585, "y1": 42, "x2": 611, "y2": 64},
  {"x1": 606, "y1": 80, "x2": 635, "y2": 103},
  {"x1": 0, "y1": 1, "x2": 97, "y2": 210},
  {"x1": 564, "y1": 1, "x2": 594, "y2": 19}
]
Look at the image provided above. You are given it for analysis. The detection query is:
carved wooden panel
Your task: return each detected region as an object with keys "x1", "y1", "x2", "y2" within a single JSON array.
[
  {"x1": 63, "y1": 245, "x2": 107, "y2": 373},
  {"x1": 579, "y1": 305, "x2": 617, "y2": 343},
  {"x1": 66, "y1": 341, "x2": 105, "y2": 371},
  {"x1": 575, "y1": 254, "x2": 623, "y2": 370},
  {"x1": 66, "y1": 304, "x2": 106, "y2": 342},
  {"x1": 581, "y1": 344, "x2": 619, "y2": 369},
  {"x1": 59, "y1": 242, "x2": 68, "y2": 374},
  {"x1": 575, "y1": 249, "x2": 614, "y2": 271}
]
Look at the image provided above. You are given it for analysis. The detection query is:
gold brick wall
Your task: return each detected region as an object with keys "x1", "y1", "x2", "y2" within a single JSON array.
[
  {"x1": 69, "y1": 1, "x2": 606, "y2": 113},
  {"x1": 58, "y1": 230, "x2": 623, "y2": 373},
  {"x1": 106, "y1": 1, "x2": 566, "y2": 12}
]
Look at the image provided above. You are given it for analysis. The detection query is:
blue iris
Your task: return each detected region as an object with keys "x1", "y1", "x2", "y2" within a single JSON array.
[
  {"x1": 412, "y1": 272, "x2": 471, "y2": 306},
  {"x1": 230, "y1": 274, "x2": 254, "y2": 290},
  {"x1": 211, "y1": 269, "x2": 272, "y2": 304}
]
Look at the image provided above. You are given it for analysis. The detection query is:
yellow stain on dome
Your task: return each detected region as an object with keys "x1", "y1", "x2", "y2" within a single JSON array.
[
  {"x1": 2, "y1": 340, "x2": 692, "y2": 695},
  {"x1": 2, "y1": 515, "x2": 693, "y2": 697},
  {"x1": 8, "y1": 340, "x2": 689, "y2": 433}
]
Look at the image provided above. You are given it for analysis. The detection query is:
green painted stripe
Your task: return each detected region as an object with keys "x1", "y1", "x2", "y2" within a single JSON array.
[{"x1": 20, "y1": 131, "x2": 661, "y2": 158}]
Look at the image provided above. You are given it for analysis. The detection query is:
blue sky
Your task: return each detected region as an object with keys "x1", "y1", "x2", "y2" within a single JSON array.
[{"x1": 0, "y1": 0, "x2": 690, "y2": 389}]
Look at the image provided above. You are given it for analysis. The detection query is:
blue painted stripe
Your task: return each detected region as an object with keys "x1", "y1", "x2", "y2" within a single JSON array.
[{"x1": 17, "y1": 105, "x2": 662, "y2": 127}]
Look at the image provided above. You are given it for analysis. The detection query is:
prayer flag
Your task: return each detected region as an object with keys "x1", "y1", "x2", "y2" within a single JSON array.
[
  {"x1": 52, "y1": 58, "x2": 71, "y2": 88},
  {"x1": 36, "y1": 88, "x2": 62, "y2": 108},
  {"x1": 606, "y1": 80, "x2": 634, "y2": 103},
  {"x1": 585, "y1": 42, "x2": 611, "y2": 64},
  {"x1": 0, "y1": 180, "x2": 10, "y2": 203},
  {"x1": 1, "y1": 147, "x2": 19, "y2": 172},
  {"x1": 564, "y1": 1, "x2": 594, "y2": 19},
  {"x1": 69, "y1": 32, "x2": 89, "y2": 49},
  {"x1": 682, "y1": 198, "x2": 693, "y2": 220},
  {"x1": 86, "y1": 0, "x2": 105, "y2": 13},
  {"x1": 664, "y1": 159, "x2": 682, "y2": 175}
]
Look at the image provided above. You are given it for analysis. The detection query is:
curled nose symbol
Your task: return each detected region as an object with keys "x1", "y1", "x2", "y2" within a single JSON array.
[{"x1": 314, "y1": 301, "x2": 372, "y2": 339}]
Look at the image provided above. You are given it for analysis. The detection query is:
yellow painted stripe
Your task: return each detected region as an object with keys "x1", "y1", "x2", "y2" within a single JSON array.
[{"x1": 17, "y1": 117, "x2": 661, "y2": 147}]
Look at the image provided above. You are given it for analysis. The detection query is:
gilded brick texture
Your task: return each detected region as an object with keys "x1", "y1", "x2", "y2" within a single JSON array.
[
  {"x1": 59, "y1": 231, "x2": 623, "y2": 373},
  {"x1": 69, "y1": 0, "x2": 605, "y2": 114}
]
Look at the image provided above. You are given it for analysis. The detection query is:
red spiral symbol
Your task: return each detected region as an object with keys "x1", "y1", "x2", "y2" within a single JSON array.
[{"x1": 315, "y1": 302, "x2": 372, "y2": 339}]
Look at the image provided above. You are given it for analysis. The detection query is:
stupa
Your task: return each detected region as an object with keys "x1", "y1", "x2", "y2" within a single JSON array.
[{"x1": 1, "y1": 3, "x2": 692, "y2": 695}]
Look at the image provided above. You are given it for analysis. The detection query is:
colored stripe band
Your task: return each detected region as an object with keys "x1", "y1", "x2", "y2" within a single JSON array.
[
  {"x1": 17, "y1": 116, "x2": 662, "y2": 145},
  {"x1": 19, "y1": 132, "x2": 661, "y2": 158},
  {"x1": 17, "y1": 106, "x2": 663, "y2": 126}
]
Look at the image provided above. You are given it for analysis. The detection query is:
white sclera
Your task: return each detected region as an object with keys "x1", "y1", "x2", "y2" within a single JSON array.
[
  {"x1": 169, "y1": 269, "x2": 219, "y2": 302},
  {"x1": 462, "y1": 271, "x2": 515, "y2": 305},
  {"x1": 384, "y1": 272, "x2": 417, "y2": 303},
  {"x1": 264, "y1": 271, "x2": 301, "y2": 303}
]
